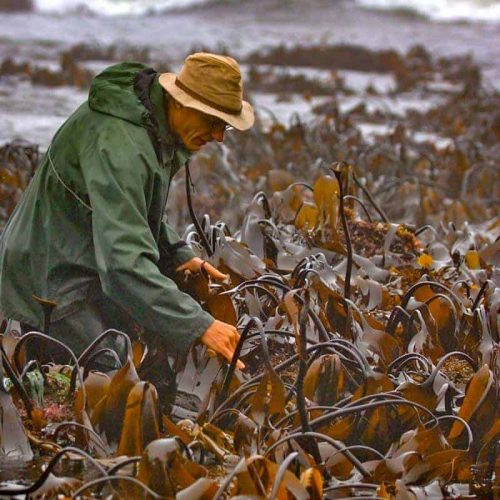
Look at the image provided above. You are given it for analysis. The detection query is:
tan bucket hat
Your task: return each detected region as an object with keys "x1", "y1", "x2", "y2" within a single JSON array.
[{"x1": 159, "y1": 52, "x2": 254, "y2": 131}]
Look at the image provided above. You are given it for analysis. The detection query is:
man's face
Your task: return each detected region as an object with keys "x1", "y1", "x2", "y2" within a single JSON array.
[{"x1": 168, "y1": 102, "x2": 228, "y2": 152}]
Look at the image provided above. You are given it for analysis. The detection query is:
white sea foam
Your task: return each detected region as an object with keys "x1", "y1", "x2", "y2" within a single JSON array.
[
  {"x1": 32, "y1": 0, "x2": 500, "y2": 22},
  {"x1": 355, "y1": 0, "x2": 500, "y2": 23},
  {"x1": 33, "y1": 0, "x2": 212, "y2": 16}
]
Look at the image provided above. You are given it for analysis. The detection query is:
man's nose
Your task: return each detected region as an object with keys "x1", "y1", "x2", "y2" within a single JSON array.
[{"x1": 211, "y1": 128, "x2": 225, "y2": 142}]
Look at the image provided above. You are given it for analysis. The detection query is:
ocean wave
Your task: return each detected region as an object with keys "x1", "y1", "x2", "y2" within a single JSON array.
[
  {"x1": 31, "y1": 0, "x2": 500, "y2": 22},
  {"x1": 354, "y1": 0, "x2": 500, "y2": 22},
  {"x1": 32, "y1": 0, "x2": 215, "y2": 16}
]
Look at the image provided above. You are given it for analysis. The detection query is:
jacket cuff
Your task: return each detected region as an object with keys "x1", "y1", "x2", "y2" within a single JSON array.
[
  {"x1": 158, "y1": 242, "x2": 196, "y2": 276},
  {"x1": 170, "y1": 243, "x2": 196, "y2": 270},
  {"x1": 174, "y1": 310, "x2": 214, "y2": 357}
]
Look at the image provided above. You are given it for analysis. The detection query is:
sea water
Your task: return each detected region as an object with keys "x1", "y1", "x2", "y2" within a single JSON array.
[{"x1": 30, "y1": 0, "x2": 500, "y2": 23}]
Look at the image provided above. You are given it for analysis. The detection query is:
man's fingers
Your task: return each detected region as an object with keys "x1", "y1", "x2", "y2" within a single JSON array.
[
  {"x1": 207, "y1": 345, "x2": 244, "y2": 370},
  {"x1": 204, "y1": 262, "x2": 229, "y2": 280},
  {"x1": 176, "y1": 258, "x2": 228, "y2": 280},
  {"x1": 228, "y1": 328, "x2": 242, "y2": 364},
  {"x1": 230, "y1": 328, "x2": 240, "y2": 350},
  {"x1": 200, "y1": 320, "x2": 245, "y2": 370},
  {"x1": 221, "y1": 346, "x2": 246, "y2": 370},
  {"x1": 176, "y1": 261, "x2": 188, "y2": 272}
]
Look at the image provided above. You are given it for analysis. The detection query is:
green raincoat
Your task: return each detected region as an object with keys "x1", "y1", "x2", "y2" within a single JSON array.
[{"x1": 0, "y1": 62, "x2": 214, "y2": 358}]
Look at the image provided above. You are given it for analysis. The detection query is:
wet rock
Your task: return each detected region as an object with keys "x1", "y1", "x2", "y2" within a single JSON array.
[
  {"x1": 0, "y1": 57, "x2": 31, "y2": 77},
  {"x1": 0, "y1": 42, "x2": 154, "y2": 91},
  {"x1": 247, "y1": 66, "x2": 334, "y2": 96},
  {"x1": 247, "y1": 43, "x2": 403, "y2": 73},
  {"x1": 30, "y1": 67, "x2": 66, "y2": 87},
  {"x1": 0, "y1": 0, "x2": 33, "y2": 11},
  {"x1": 60, "y1": 42, "x2": 150, "y2": 63}
]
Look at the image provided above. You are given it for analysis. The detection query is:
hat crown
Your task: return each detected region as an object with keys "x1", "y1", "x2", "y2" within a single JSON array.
[{"x1": 177, "y1": 52, "x2": 243, "y2": 113}]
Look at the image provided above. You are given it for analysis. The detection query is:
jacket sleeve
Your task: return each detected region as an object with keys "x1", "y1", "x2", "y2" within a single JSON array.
[
  {"x1": 158, "y1": 221, "x2": 196, "y2": 276},
  {"x1": 80, "y1": 128, "x2": 214, "y2": 356}
]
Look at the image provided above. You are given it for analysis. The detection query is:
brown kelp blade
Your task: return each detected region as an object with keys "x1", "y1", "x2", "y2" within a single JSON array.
[
  {"x1": 136, "y1": 438, "x2": 208, "y2": 497},
  {"x1": 303, "y1": 354, "x2": 347, "y2": 406},
  {"x1": 90, "y1": 356, "x2": 140, "y2": 450},
  {"x1": 250, "y1": 371, "x2": 286, "y2": 425},
  {"x1": 448, "y1": 364, "x2": 498, "y2": 447},
  {"x1": 116, "y1": 381, "x2": 161, "y2": 456}
]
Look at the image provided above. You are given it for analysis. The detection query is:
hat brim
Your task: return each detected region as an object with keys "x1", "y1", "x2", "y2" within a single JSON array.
[{"x1": 159, "y1": 72, "x2": 254, "y2": 131}]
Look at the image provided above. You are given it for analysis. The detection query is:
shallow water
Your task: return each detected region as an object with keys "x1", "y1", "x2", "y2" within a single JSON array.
[{"x1": 0, "y1": 455, "x2": 104, "y2": 496}]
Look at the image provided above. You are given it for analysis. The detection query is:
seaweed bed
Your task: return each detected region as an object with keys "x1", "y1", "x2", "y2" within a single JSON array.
[{"x1": 0, "y1": 41, "x2": 499, "y2": 498}]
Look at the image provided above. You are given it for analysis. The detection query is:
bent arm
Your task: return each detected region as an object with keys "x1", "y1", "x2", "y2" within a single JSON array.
[
  {"x1": 158, "y1": 221, "x2": 196, "y2": 276},
  {"x1": 81, "y1": 127, "x2": 213, "y2": 356}
]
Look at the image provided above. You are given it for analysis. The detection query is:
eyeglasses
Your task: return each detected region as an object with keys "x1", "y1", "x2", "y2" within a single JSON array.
[{"x1": 207, "y1": 116, "x2": 233, "y2": 133}]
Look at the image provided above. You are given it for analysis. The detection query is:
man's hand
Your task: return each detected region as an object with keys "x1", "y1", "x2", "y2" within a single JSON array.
[
  {"x1": 178, "y1": 260, "x2": 242, "y2": 368},
  {"x1": 200, "y1": 319, "x2": 245, "y2": 370},
  {"x1": 176, "y1": 257, "x2": 228, "y2": 281}
]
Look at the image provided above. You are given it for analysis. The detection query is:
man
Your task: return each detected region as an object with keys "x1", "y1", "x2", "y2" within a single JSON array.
[{"x1": 0, "y1": 53, "x2": 252, "y2": 396}]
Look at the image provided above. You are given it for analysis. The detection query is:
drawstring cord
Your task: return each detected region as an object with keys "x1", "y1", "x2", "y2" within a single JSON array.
[
  {"x1": 48, "y1": 146, "x2": 212, "y2": 259},
  {"x1": 46, "y1": 145, "x2": 93, "y2": 212}
]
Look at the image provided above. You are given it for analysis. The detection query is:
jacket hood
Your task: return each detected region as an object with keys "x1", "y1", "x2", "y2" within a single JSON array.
[
  {"x1": 89, "y1": 61, "x2": 152, "y2": 126},
  {"x1": 88, "y1": 61, "x2": 192, "y2": 168}
]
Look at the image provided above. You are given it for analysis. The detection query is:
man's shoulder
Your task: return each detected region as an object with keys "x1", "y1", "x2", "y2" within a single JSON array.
[
  {"x1": 69, "y1": 102, "x2": 149, "y2": 141},
  {"x1": 58, "y1": 101, "x2": 159, "y2": 167},
  {"x1": 73, "y1": 101, "x2": 139, "y2": 127}
]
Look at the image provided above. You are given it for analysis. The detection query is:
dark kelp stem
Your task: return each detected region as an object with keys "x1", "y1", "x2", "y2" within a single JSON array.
[
  {"x1": 234, "y1": 278, "x2": 330, "y2": 342},
  {"x1": 295, "y1": 292, "x2": 312, "y2": 434},
  {"x1": 387, "y1": 352, "x2": 433, "y2": 375},
  {"x1": 269, "y1": 452, "x2": 299, "y2": 500},
  {"x1": 14, "y1": 331, "x2": 87, "y2": 409},
  {"x1": 352, "y1": 171, "x2": 389, "y2": 223},
  {"x1": 210, "y1": 340, "x2": 366, "y2": 423},
  {"x1": 471, "y1": 280, "x2": 489, "y2": 311},
  {"x1": 304, "y1": 399, "x2": 438, "y2": 432},
  {"x1": 1, "y1": 345, "x2": 34, "y2": 418},
  {"x1": 387, "y1": 280, "x2": 463, "y2": 336},
  {"x1": 332, "y1": 166, "x2": 353, "y2": 303},
  {"x1": 52, "y1": 421, "x2": 110, "y2": 456},
  {"x1": 295, "y1": 290, "x2": 324, "y2": 469},
  {"x1": 217, "y1": 319, "x2": 255, "y2": 407},
  {"x1": 185, "y1": 160, "x2": 213, "y2": 257},
  {"x1": 264, "y1": 431, "x2": 370, "y2": 479},
  {"x1": 71, "y1": 475, "x2": 165, "y2": 499},
  {"x1": 344, "y1": 195, "x2": 373, "y2": 222},
  {"x1": 254, "y1": 191, "x2": 272, "y2": 219},
  {"x1": 31, "y1": 294, "x2": 57, "y2": 335},
  {"x1": 69, "y1": 328, "x2": 133, "y2": 395}
]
